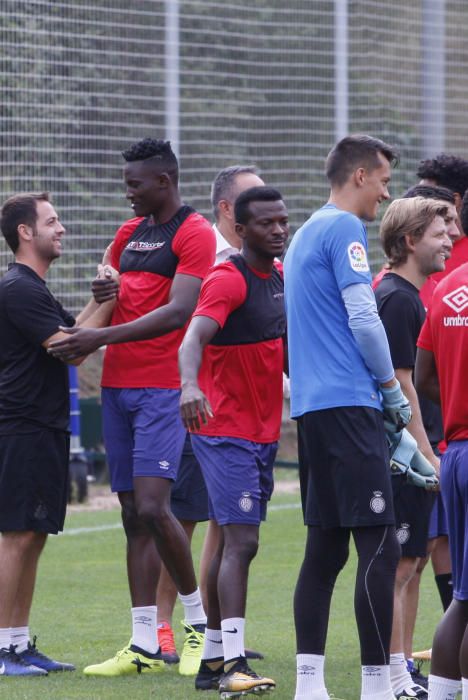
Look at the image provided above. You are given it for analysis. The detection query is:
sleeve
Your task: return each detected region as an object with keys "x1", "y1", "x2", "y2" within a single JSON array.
[
  {"x1": 6, "y1": 278, "x2": 73, "y2": 345},
  {"x1": 193, "y1": 264, "x2": 247, "y2": 328},
  {"x1": 417, "y1": 313, "x2": 434, "y2": 352},
  {"x1": 110, "y1": 218, "x2": 143, "y2": 271},
  {"x1": 173, "y1": 213, "x2": 217, "y2": 279},
  {"x1": 378, "y1": 291, "x2": 419, "y2": 369},
  {"x1": 341, "y1": 283, "x2": 394, "y2": 383},
  {"x1": 326, "y1": 213, "x2": 373, "y2": 290}
]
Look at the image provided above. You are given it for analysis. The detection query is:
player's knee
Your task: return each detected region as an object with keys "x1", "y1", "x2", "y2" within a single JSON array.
[
  {"x1": 395, "y1": 556, "x2": 419, "y2": 588},
  {"x1": 224, "y1": 531, "x2": 259, "y2": 565}
]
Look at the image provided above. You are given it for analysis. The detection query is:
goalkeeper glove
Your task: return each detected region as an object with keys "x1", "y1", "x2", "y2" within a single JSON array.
[
  {"x1": 381, "y1": 380, "x2": 412, "y2": 432},
  {"x1": 387, "y1": 428, "x2": 438, "y2": 490}
]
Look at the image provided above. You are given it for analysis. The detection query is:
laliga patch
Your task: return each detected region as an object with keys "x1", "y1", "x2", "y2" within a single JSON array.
[{"x1": 347, "y1": 242, "x2": 369, "y2": 272}]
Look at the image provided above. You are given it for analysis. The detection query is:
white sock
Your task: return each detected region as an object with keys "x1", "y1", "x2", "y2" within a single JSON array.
[
  {"x1": 131, "y1": 605, "x2": 158, "y2": 655},
  {"x1": 390, "y1": 652, "x2": 414, "y2": 693},
  {"x1": 178, "y1": 588, "x2": 207, "y2": 626},
  {"x1": 221, "y1": 617, "x2": 244, "y2": 663},
  {"x1": 361, "y1": 664, "x2": 394, "y2": 699},
  {"x1": 462, "y1": 677, "x2": 468, "y2": 699},
  {"x1": 428, "y1": 674, "x2": 460, "y2": 700},
  {"x1": 202, "y1": 628, "x2": 224, "y2": 661},
  {"x1": 0, "y1": 628, "x2": 10, "y2": 651},
  {"x1": 294, "y1": 653, "x2": 328, "y2": 699},
  {"x1": 10, "y1": 626, "x2": 29, "y2": 653}
]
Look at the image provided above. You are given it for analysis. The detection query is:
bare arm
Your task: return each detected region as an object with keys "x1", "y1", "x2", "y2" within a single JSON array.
[
  {"x1": 178, "y1": 315, "x2": 220, "y2": 431},
  {"x1": 415, "y1": 347, "x2": 441, "y2": 405},
  {"x1": 396, "y1": 367, "x2": 439, "y2": 469},
  {"x1": 47, "y1": 272, "x2": 202, "y2": 360}
]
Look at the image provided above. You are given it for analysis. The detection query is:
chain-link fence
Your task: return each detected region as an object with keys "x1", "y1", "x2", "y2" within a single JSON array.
[{"x1": 1, "y1": 0, "x2": 467, "y2": 313}]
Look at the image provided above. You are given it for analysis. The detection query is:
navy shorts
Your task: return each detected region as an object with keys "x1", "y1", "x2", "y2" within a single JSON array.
[
  {"x1": 102, "y1": 387, "x2": 186, "y2": 492},
  {"x1": 297, "y1": 406, "x2": 395, "y2": 529},
  {"x1": 170, "y1": 433, "x2": 209, "y2": 522},
  {"x1": 441, "y1": 440, "x2": 468, "y2": 600},
  {"x1": 428, "y1": 492, "x2": 449, "y2": 539},
  {"x1": 0, "y1": 430, "x2": 70, "y2": 534},
  {"x1": 391, "y1": 474, "x2": 435, "y2": 557},
  {"x1": 191, "y1": 435, "x2": 277, "y2": 526}
]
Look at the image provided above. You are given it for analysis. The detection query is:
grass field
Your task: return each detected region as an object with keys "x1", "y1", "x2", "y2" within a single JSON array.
[{"x1": 2, "y1": 480, "x2": 442, "y2": 700}]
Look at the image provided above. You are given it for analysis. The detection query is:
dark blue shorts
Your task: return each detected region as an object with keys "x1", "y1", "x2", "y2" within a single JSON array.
[
  {"x1": 102, "y1": 387, "x2": 186, "y2": 493},
  {"x1": 441, "y1": 440, "x2": 468, "y2": 600},
  {"x1": 170, "y1": 433, "x2": 209, "y2": 522},
  {"x1": 428, "y1": 492, "x2": 449, "y2": 539},
  {"x1": 191, "y1": 435, "x2": 277, "y2": 526}
]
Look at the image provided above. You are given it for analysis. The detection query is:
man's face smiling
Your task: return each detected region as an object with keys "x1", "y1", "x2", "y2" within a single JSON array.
[
  {"x1": 359, "y1": 153, "x2": 392, "y2": 222},
  {"x1": 124, "y1": 160, "x2": 166, "y2": 218},
  {"x1": 31, "y1": 200, "x2": 65, "y2": 261}
]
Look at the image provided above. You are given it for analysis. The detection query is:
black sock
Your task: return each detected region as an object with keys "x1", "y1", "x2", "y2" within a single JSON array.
[{"x1": 435, "y1": 572, "x2": 453, "y2": 611}]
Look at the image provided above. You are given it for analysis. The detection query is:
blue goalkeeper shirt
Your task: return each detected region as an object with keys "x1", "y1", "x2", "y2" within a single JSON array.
[{"x1": 284, "y1": 203, "x2": 390, "y2": 418}]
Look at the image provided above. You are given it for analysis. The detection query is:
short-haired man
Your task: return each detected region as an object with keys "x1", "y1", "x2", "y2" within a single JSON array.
[
  {"x1": 49, "y1": 138, "x2": 216, "y2": 676},
  {"x1": 415, "y1": 261, "x2": 468, "y2": 699},
  {"x1": 376, "y1": 197, "x2": 452, "y2": 699},
  {"x1": 285, "y1": 135, "x2": 410, "y2": 700},
  {"x1": 156, "y1": 164, "x2": 265, "y2": 666},
  {"x1": 0, "y1": 193, "x2": 115, "y2": 676},
  {"x1": 179, "y1": 186, "x2": 288, "y2": 697}
]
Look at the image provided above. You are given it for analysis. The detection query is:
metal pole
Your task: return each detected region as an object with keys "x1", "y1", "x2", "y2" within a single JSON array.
[
  {"x1": 334, "y1": 0, "x2": 349, "y2": 141},
  {"x1": 165, "y1": 0, "x2": 180, "y2": 159},
  {"x1": 421, "y1": 0, "x2": 446, "y2": 156}
]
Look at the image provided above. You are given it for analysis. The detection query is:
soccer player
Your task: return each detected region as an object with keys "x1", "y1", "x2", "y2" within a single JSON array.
[
  {"x1": 49, "y1": 138, "x2": 216, "y2": 676},
  {"x1": 179, "y1": 186, "x2": 288, "y2": 696},
  {"x1": 0, "y1": 192, "x2": 116, "y2": 676},
  {"x1": 376, "y1": 197, "x2": 452, "y2": 699},
  {"x1": 415, "y1": 260, "x2": 468, "y2": 700},
  {"x1": 284, "y1": 134, "x2": 411, "y2": 700},
  {"x1": 156, "y1": 165, "x2": 265, "y2": 667}
]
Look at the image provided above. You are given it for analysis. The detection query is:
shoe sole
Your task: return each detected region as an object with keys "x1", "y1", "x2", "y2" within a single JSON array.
[
  {"x1": 219, "y1": 684, "x2": 275, "y2": 698},
  {"x1": 195, "y1": 678, "x2": 221, "y2": 690}
]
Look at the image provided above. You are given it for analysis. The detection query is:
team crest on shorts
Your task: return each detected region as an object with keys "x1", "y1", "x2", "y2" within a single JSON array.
[
  {"x1": 239, "y1": 492, "x2": 253, "y2": 513},
  {"x1": 396, "y1": 523, "x2": 410, "y2": 544},
  {"x1": 370, "y1": 491, "x2": 386, "y2": 514}
]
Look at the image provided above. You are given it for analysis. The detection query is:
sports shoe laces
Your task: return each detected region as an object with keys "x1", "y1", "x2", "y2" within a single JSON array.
[
  {"x1": 183, "y1": 625, "x2": 204, "y2": 654},
  {"x1": 25, "y1": 635, "x2": 49, "y2": 661},
  {"x1": 4, "y1": 644, "x2": 34, "y2": 666},
  {"x1": 158, "y1": 624, "x2": 177, "y2": 653}
]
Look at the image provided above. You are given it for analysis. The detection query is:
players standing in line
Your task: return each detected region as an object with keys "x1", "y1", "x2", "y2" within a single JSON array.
[
  {"x1": 49, "y1": 138, "x2": 216, "y2": 677},
  {"x1": 179, "y1": 186, "x2": 288, "y2": 697},
  {"x1": 0, "y1": 193, "x2": 116, "y2": 676},
  {"x1": 155, "y1": 165, "x2": 265, "y2": 668},
  {"x1": 376, "y1": 197, "x2": 452, "y2": 700},
  {"x1": 284, "y1": 135, "x2": 411, "y2": 700},
  {"x1": 415, "y1": 258, "x2": 468, "y2": 700}
]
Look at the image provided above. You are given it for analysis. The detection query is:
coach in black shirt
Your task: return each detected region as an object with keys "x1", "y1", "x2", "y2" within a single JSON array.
[{"x1": 0, "y1": 192, "x2": 115, "y2": 676}]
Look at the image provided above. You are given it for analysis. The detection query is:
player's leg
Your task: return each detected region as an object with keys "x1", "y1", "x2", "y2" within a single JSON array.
[
  {"x1": 432, "y1": 535, "x2": 453, "y2": 611},
  {"x1": 353, "y1": 525, "x2": 401, "y2": 700},
  {"x1": 294, "y1": 525, "x2": 350, "y2": 700}
]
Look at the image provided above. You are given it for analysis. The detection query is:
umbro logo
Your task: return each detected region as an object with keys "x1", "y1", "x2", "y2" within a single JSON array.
[
  {"x1": 158, "y1": 460, "x2": 170, "y2": 469},
  {"x1": 443, "y1": 285, "x2": 468, "y2": 313}
]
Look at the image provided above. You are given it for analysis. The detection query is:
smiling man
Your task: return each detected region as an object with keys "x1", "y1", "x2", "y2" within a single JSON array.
[
  {"x1": 284, "y1": 135, "x2": 409, "y2": 700},
  {"x1": 49, "y1": 138, "x2": 216, "y2": 678},
  {"x1": 0, "y1": 192, "x2": 115, "y2": 676},
  {"x1": 178, "y1": 186, "x2": 288, "y2": 697}
]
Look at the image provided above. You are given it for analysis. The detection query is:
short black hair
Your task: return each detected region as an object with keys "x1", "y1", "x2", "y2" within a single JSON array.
[
  {"x1": 459, "y1": 189, "x2": 468, "y2": 235},
  {"x1": 211, "y1": 165, "x2": 260, "y2": 220},
  {"x1": 234, "y1": 186, "x2": 284, "y2": 225},
  {"x1": 416, "y1": 154, "x2": 468, "y2": 197},
  {"x1": 0, "y1": 192, "x2": 50, "y2": 253},
  {"x1": 122, "y1": 138, "x2": 179, "y2": 183},
  {"x1": 325, "y1": 134, "x2": 399, "y2": 187},
  {"x1": 402, "y1": 184, "x2": 456, "y2": 204}
]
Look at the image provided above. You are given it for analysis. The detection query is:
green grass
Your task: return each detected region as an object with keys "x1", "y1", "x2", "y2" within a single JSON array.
[{"x1": 2, "y1": 488, "x2": 441, "y2": 700}]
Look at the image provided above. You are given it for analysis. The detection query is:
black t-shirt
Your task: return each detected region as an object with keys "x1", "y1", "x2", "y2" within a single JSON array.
[
  {"x1": 375, "y1": 272, "x2": 443, "y2": 446},
  {"x1": 0, "y1": 263, "x2": 75, "y2": 434}
]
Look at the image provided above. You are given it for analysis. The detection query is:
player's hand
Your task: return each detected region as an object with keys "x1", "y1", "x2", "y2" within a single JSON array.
[
  {"x1": 381, "y1": 379, "x2": 412, "y2": 432},
  {"x1": 180, "y1": 383, "x2": 214, "y2": 432},
  {"x1": 407, "y1": 449, "x2": 439, "y2": 491},
  {"x1": 92, "y1": 264, "x2": 119, "y2": 303},
  {"x1": 47, "y1": 326, "x2": 104, "y2": 361}
]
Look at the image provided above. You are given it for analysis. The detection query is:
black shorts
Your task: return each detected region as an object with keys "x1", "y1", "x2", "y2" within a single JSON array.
[
  {"x1": 297, "y1": 406, "x2": 395, "y2": 529},
  {"x1": 392, "y1": 474, "x2": 436, "y2": 557},
  {"x1": 0, "y1": 429, "x2": 70, "y2": 534},
  {"x1": 170, "y1": 434, "x2": 209, "y2": 523}
]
